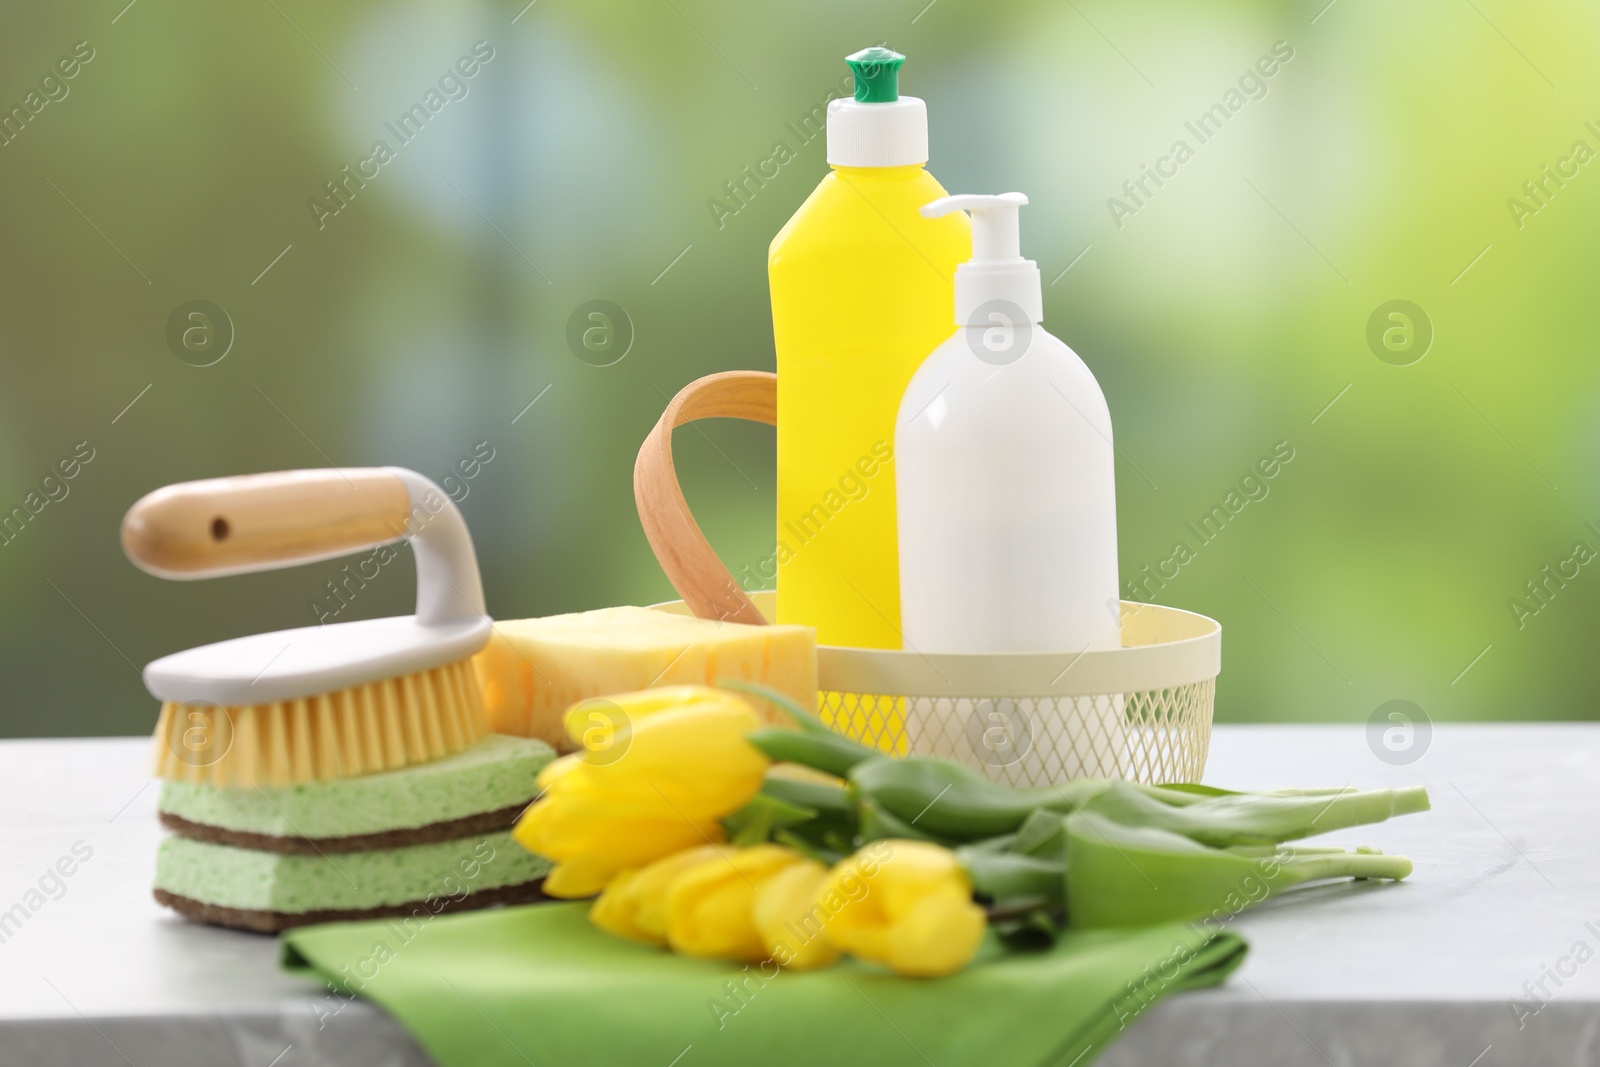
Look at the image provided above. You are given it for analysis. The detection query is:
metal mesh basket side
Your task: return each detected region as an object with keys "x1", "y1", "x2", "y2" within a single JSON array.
[{"x1": 819, "y1": 677, "x2": 1215, "y2": 786}]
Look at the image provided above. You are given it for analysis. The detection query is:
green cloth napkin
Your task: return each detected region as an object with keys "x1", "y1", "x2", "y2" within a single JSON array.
[{"x1": 282, "y1": 903, "x2": 1245, "y2": 1067}]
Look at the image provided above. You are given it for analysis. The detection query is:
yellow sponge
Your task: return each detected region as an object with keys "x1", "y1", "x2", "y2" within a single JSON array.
[{"x1": 473, "y1": 606, "x2": 816, "y2": 751}]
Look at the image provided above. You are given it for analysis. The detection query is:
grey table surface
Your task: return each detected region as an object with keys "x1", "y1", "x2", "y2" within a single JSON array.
[{"x1": 0, "y1": 724, "x2": 1594, "y2": 1067}]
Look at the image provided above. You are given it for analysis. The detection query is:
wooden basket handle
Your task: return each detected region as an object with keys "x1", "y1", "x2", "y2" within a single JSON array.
[{"x1": 634, "y1": 371, "x2": 775, "y2": 626}]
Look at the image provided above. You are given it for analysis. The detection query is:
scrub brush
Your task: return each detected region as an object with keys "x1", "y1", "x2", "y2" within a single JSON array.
[{"x1": 122, "y1": 467, "x2": 493, "y2": 788}]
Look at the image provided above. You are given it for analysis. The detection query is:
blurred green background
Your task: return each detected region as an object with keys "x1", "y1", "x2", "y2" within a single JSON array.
[{"x1": 0, "y1": 0, "x2": 1593, "y2": 737}]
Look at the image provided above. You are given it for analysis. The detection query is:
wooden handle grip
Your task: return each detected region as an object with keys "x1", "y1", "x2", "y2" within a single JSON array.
[
  {"x1": 634, "y1": 371, "x2": 776, "y2": 626},
  {"x1": 122, "y1": 468, "x2": 413, "y2": 579}
]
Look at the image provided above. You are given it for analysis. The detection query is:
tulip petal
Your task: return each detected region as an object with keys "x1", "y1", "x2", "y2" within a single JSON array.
[
  {"x1": 753, "y1": 860, "x2": 841, "y2": 971},
  {"x1": 565, "y1": 686, "x2": 742, "y2": 740},
  {"x1": 589, "y1": 845, "x2": 728, "y2": 944},
  {"x1": 536, "y1": 753, "x2": 584, "y2": 791},
  {"x1": 886, "y1": 887, "x2": 987, "y2": 977},
  {"x1": 665, "y1": 845, "x2": 803, "y2": 962},
  {"x1": 585, "y1": 704, "x2": 768, "y2": 818},
  {"x1": 588, "y1": 869, "x2": 646, "y2": 941},
  {"x1": 670, "y1": 876, "x2": 767, "y2": 961},
  {"x1": 516, "y1": 792, "x2": 726, "y2": 898},
  {"x1": 544, "y1": 855, "x2": 625, "y2": 898},
  {"x1": 814, "y1": 840, "x2": 984, "y2": 978},
  {"x1": 550, "y1": 687, "x2": 770, "y2": 822}
]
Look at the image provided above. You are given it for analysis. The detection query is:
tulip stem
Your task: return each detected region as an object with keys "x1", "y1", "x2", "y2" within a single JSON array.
[
  {"x1": 773, "y1": 829, "x2": 845, "y2": 867},
  {"x1": 1276, "y1": 849, "x2": 1414, "y2": 886},
  {"x1": 720, "y1": 679, "x2": 879, "y2": 753},
  {"x1": 747, "y1": 729, "x2": 878, "y2": 777}
]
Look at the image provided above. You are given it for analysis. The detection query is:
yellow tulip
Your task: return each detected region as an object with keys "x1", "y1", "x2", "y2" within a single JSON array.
[
  {"x1": 512, "y1": 686, "x2": 769, "y2": 897},
  {"x1": 561, "y1": 686, "x2": 770, "y2": 819},
  {"x1": 589, "y1": 845, "x2": 726, "y2": 944},
  {"x1": 665, "y1": 845, "x2": 804, "y2": 961},
  {"x1": 516, "y1": 802, "x2": 724, "y2": 897},
  {"x1": 816, "y1": 840, "x2": 987, "y2": 978},
  {"x1": 752, "y1": 858, "x2": 841, "y2": 971}
]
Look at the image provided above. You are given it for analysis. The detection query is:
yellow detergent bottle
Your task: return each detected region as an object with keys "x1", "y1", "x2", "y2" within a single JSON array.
[{"x1": 769, "y1": 46, "x2": 971, "y2": 650}]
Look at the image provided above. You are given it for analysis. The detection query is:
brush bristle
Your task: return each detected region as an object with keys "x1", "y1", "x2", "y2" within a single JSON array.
[{"x1": 151, "y1": 659, "x2": 489, "y2": 788}]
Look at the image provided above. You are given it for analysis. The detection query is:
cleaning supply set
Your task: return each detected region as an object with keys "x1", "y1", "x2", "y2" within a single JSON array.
[
  {"x1": 124, "y1": 48, "x2": 1217, "y2": 939},
  {"x1": 102, "y1": 45, "x2": 1433, "y2": 1067}
]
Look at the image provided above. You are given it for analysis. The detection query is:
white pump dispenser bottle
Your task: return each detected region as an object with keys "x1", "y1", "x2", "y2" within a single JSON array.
[{"x1": 895, "y1": 192, "x2": 1121, "y2": 655}]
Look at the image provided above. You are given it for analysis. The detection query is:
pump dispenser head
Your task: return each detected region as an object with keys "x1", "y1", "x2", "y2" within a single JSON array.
[
  {"x1": 921, "y1": 192, "x2": 1043, "y2": 327},
  {"x1": 826, "y1": 46, "x2": 928, "y2": 167}
]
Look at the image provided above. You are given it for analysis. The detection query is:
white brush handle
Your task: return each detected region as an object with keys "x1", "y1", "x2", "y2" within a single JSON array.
[{"x1": 122, "y1": 467, "x2": 486, "y2": 625}]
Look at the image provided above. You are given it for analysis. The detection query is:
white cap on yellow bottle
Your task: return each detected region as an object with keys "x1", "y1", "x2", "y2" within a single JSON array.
[{"x1": 826, "y1": 47, "x2": 929, "y2": 167}]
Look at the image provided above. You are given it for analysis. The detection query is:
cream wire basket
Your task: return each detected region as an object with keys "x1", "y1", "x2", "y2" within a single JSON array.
[{"x1": 636, "y1": 371, "x2": 1222, "y2": 787}]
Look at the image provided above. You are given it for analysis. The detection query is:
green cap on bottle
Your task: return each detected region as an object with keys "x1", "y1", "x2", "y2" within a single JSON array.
[{"x1": 846, "y1": 46, "x2": 904, "y2": 103}]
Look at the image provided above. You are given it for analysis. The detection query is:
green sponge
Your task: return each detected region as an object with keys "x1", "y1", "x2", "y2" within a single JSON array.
[
  {"x1": 159, "y1": 734, "x2": 553, "y2": 840},
  {"x1": 154, "y1": 830, "x2": 551, "y2": 930}
]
